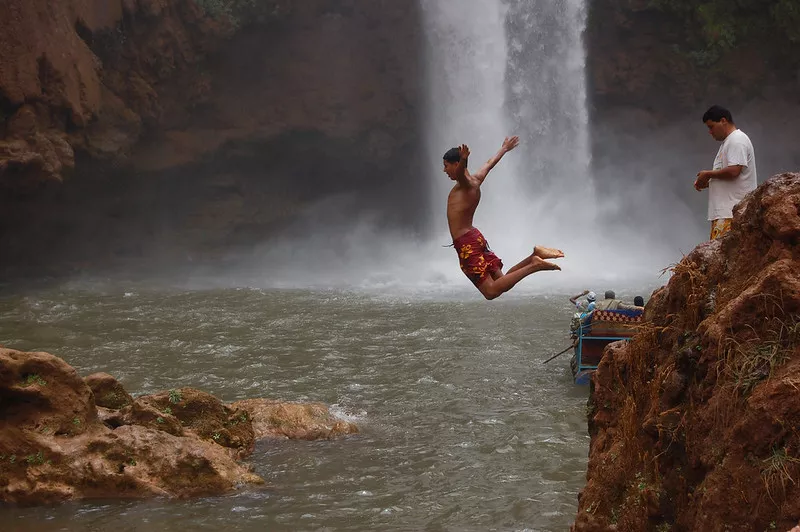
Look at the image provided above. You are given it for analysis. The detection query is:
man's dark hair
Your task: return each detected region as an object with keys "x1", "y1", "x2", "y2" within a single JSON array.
[
  {"x1": 443, "y1": 147, "x2": 461, "y2": 163},
  {"x1": 634, "y1": 295, "x2": 644, "y2": 307},
  {"x1": 702, "y1": 105, "x2": 734, "y2": 124},
  {"x1": 604, "y1": 290, "x2": 616, "y2": 300}
]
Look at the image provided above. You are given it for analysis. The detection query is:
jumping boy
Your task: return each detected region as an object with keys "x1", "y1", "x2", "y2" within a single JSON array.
[{"x1": 443, "y1": 136, "x2": 563, "y2": 300}]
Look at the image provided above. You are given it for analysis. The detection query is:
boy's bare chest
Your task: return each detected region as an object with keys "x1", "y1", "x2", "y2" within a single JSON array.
[{"x1": 448, "y1": 186, "x2": 481, "y2": 210}]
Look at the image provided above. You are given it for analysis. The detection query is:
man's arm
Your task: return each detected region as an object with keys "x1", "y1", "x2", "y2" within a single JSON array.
[
  {"x1": 694, "y1": 165, "x2": 744, "y2": 190},
  {"x1": 471, "y1": 136, "x2": 520, "y2": 184},
  {"x1": 569, "y1": 290, "x2": 590, "y2": 305}
]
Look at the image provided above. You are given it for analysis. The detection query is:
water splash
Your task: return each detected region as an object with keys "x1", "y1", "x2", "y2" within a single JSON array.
[{"x1": 235, "y1": 0, "x2": 672, "y2": 292}]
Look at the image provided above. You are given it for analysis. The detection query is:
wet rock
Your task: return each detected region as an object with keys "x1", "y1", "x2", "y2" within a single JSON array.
[
  {"x1": 231, "y1": 399, "x2": 358, "y2": 440},
  {"x1": 139, "y1": 388, "x2": 255, "y2": 458},
  {"x1": 0, "y1": 348, "x2": 264, "y2": 504},
  {"x1": 84, "y1": 372, "x2": 133, "y2": 410},
  {"x1": 0, "y1": 348, "x2": 96, "y2": 437},
  {"x1": 104, "y1": 400, "x2": 184, "y2": 437},
  {"x1": 1, "y1": 424, "x2": 264, "y2": 505}
]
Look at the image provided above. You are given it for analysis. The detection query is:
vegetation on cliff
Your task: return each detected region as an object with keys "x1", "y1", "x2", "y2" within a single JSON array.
[
  {"x1": 650, "y1": 0, "x2": 800, "y2": 65},
  {"x1": 194, "y1": 0, "x2": 282, "y2": 27},
  {"x1": 574, "y1": 173, "x2": 800, "y2": 531}
]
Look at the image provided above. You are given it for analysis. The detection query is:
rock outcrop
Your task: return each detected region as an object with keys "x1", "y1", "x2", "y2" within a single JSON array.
[
  {"x1": 0, "y1": 0, "x2": 425, "y2": 280},
  {"x1": 232, "y1": 399, "x2": 358, "y2": 441},
  {"x1": 0, "y1": 347, "x2": 357, "y2": 505},
  {"x1": 573, "y1": 173, "x2": 800, "y2": 531},
  {"x1": 0, "y1": 0, "x2": 233, "y2": 191}
]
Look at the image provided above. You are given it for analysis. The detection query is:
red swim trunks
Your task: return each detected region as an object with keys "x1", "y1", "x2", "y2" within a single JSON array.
[{"x1": 454, "y1": 227, "x2": 503, "y2": 287}]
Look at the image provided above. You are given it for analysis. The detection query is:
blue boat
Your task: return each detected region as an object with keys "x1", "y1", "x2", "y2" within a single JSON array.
[{"x1": 570, "y1": 309, "x2": 643, "y2": 385}]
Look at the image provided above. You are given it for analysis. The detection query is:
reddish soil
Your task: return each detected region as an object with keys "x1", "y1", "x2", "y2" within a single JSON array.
[{"x1": 573, "y1": 173, "x2": 800, "y2": 531}]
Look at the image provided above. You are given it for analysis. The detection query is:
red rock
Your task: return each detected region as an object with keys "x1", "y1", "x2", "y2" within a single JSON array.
[
  {"x1": 575, "y1": 174, "x2": 800, "y2": 531},
  {"x1": 0, "y1": 348, "x2": 265, "y2": 504},
  {"x1": 84, "y1": 372, "x2": 133, "y2": 410},
  {"x1": 231, "y1": 399, "x2": 358, "y2": 441}
]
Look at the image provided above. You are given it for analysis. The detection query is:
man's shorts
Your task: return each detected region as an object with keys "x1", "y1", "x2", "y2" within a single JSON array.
[
  {"x1": 710, "y1": 218, "x2": 732, "y2": 240},
  {"x1": 454, "y1": 227, "x2": 503, "y2": 287}
]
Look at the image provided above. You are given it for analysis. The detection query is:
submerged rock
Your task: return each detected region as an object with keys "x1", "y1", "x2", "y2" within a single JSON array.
[
  {"x1": 231, "y1": 399, "x2": 358, "y2": 441},
  {"x1": 573, "y1": 173, "x2": 800, "y2": 532},
  {"x1": 0, "y1": 348, "x2": 357, "y2": 505}
]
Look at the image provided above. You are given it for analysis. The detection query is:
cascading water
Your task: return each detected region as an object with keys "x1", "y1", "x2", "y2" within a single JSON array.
[
  {"x1": 421, "y1": 0, "x2": 665, "y2": 288},
  {"x1": 505, "y1": 0, "x2": 592, "y2": 196},
  {"x1": 238, "y1": 0, "x2": 669, "y2": 292},
  {"x1": 422, "y1": 0, "x2": 591, "y2": 276}
]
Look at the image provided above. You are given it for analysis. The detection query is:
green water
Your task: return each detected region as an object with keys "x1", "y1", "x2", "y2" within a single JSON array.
[{"x1": 0, "y1": 283, "x2": 594, "y2": 531}]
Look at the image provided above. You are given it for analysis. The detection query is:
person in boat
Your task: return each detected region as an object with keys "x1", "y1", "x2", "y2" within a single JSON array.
[
  {"x1": 569, "y1": 290, "x2": 596, "y2": 338},
  {"x1": 443, "y1": 137, "x2": 563, "y2": 299},
  {"x1": 617, "y1": 295, "x2": 645, "y2": 313},
  {"x1": 594, "y1": 290, "x2": 623, "y2": 310},
  {"x1": 569, "y1": 290, "x2": 596, "y2": 315}
]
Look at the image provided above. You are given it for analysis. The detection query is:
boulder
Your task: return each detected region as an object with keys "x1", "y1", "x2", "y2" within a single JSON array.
[
  {"x1": 0, "y1": 348, "x2": 263, "y2": 504},
  {"x1": 231, "y1": 399, "x2": 358, "y2": 440},
  {"x1": 84, "y1": 372, "x2": 133, "y2": 410}
]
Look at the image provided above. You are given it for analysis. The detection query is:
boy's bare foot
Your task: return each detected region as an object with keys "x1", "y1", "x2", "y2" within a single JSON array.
[
  {"x1": 531, "y1": 256, "x2": 561, "y2": 271},
  {"x1": 533, "y1": 246, "x2": 565, "y2": 260}
]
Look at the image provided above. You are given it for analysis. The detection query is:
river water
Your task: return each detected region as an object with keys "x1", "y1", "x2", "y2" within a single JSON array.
[{"x1": 0, "y1": 281, "x2": 611, "y2": 531}]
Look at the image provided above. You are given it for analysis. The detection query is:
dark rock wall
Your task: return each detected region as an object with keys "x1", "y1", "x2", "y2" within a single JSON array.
[{"x1": 0, "y1": 0, "x2": 425, "y2": 279}]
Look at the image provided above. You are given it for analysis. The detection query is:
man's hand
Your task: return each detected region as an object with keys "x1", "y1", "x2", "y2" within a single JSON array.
[
  {"x1": 459, "y1": 144, "x2": 470, "y2": 161},
  {"x1": 694, "y1": 170, "x2": 711, "y2": 191},
  {"x1": 501, "y1": 136, "x2": 520, "y2": 153}
]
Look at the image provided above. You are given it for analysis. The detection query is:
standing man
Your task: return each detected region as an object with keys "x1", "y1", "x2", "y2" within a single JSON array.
[
  {"x1": 694, "y1": 105, "x2": 757, "y2": 240},
  {"x1": 443, "y1": 137, "x2": 563, "y2": 300}
]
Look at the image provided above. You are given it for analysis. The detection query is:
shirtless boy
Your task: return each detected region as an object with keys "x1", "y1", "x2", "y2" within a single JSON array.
[{"x1": 444, "y1": 136, "x2": 563, "y2": 300}]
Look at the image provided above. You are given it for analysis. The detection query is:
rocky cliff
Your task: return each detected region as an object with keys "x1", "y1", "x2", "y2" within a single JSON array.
[
  {"x1": 0, "y1": 0, "x2": 424, "y2": 278},
  {"x1": 573, "y1": 173, "x2": 800, "y2": 531}
]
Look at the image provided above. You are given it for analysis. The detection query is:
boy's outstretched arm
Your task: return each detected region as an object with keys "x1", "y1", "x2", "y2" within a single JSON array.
[
  {"x1": 455, "y1": 144, "x2": 470, "y2": 184},
  {"x1": 472, "y1": 136, "x2": 519, "y2": 184}
]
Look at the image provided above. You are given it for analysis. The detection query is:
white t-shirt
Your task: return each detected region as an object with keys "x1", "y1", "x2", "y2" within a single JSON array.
[{"x1": 708, "y1": 129, "x2": 757, "y2": 220}]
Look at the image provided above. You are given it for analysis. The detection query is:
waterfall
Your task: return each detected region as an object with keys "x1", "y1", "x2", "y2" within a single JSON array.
[
  {"x1": 505, "y1": 0, "x2": 592, "y2": 195},
  {"x1": 421, "y1": 0, "x2": 596, "y2": 273}
]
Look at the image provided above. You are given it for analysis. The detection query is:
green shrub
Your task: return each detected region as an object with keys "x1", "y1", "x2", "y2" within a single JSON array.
[{"x1": 648, "y1": 0, "x2": 800, "y2": 65}]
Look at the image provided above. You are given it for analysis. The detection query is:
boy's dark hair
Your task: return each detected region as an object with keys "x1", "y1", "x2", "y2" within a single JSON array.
[
  {"x1": 443, "y1": 147, "x2": 461, "y2": 163},
  {"x1": 634, "y1": 295, "x2": 644, "y2": 307},
  {"x1": 702, "y1": 105, "x2": 734, "y2": 124}
]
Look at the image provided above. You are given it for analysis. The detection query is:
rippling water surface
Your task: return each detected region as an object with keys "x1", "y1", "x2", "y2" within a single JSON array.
[{"x1": 0, "y1": 283, "x2": 592, "y2": 531}]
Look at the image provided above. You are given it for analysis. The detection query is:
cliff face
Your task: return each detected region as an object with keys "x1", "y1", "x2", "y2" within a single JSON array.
[
  {"x1": 0, "y1": 0, "x2": 424, "y2": 278},
  {"x1": 587, "y1": 0, "x2": 800, "y2": 117},
  {"x1": 0, "y1": 0, "x2": 233, "y2": 191},
  {"x1": 573, "y1": 173, "x2": 800, "y2": 531}
]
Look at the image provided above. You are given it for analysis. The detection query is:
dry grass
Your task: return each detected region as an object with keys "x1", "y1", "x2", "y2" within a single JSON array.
[
  {"x1": 665, "y1": 258, "x2": 710, "y2": 330},
  {"x1": 762, "y1": 446, "x2": 800, "y2": 504},
  {"x1": 719, "y1": 315, "x2": 800, "y2": 398}
]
